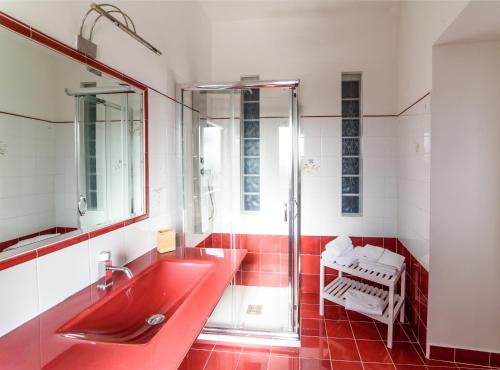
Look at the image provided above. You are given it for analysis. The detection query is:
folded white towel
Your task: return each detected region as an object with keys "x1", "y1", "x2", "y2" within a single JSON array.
[
  {"x1": 334, "y1": 250, "x2": 358, "y2": 267},
  {"x1": 353, "y1": 245, "x2": 384, "y2": 262},
  {"x1": 345, "y1": 289, "x2": 383, "y2": 316},
  {"x1": 324, "y1": 235, "x2": 353, "y2": 258},
  {"x1": 359, "y1": 261, "x2": 397, "y2": 276},
  {"x1": 321, "y1": 249, "x2": 337, "y2": 262},
  {"x1": 378, "y1": 249, "x2": 404, "y2": 270}
]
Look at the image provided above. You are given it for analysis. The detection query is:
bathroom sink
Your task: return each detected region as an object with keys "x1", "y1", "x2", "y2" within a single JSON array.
[{"x1": 57, "y1": 259, "x2": 214, "y2": 344}]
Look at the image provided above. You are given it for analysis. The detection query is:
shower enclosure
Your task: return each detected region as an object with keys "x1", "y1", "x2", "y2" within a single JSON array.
[{"x1": 181, "y1": 80, "x2": 301, "y2": 344}]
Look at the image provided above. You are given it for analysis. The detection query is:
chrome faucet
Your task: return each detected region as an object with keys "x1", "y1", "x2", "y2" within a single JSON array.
[{"x1": 97, "y1": 251, "x2": 134, "y2": 290}]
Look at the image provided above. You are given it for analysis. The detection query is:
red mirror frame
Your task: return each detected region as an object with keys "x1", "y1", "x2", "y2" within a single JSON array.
[{"x1": 0, "y1": 11, "x2": 149, "y2": 270}]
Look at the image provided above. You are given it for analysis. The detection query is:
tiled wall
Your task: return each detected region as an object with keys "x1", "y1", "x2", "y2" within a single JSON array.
[
  {"x1": 397, "y1": 95, "x2": 431, "y2": 270},
  {"x1": 301, "y1": 117, "x2": 398, "y2": 238},
  {"x1": 0, "y1": 116, "x2": 57, "y2": 243},
  {"x1": 197, "y1": 232, "x2": 429, "y2": 355},
  {"x1": 0, "y1": 89, "x2": 180, "y2": 339}
]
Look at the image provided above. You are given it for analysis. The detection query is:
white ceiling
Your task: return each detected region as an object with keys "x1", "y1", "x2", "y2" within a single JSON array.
[{"x1": 196, "y1": 0, "x2": 399, "y2": 22}]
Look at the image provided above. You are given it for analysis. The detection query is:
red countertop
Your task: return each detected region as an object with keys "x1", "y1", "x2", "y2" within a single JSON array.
[{"x1": 0, "y1": 247, "x2": 246, "y2": 370}]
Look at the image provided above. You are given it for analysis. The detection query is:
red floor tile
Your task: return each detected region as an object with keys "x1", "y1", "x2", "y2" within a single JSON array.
[
  {"x1": 388, "y1": 342, "x2": 424, "y2": 365},
  {"x1": 328, "y1": 338, "x2": 360, "y2": 361},
  {"x1": 325, "y1": 320, "x2": 354, "y2": 339},
  {"x1": 350, "y1": 321, "x2": 382, "y2": 340},
  {"x1": 191, "y1": 340, "x2": 216, "y2": 351},
  {"x1": 346, "y1": 309, "x2": 373, "y2": 322},
  {"x1": 363, "y1": 363, "x2": 396, "y2": 370},
  {"x1": 241, "y1": 344, "x2": 271, "y2": 355},
  {"x1": 302, "y1": 304, "x2": 322, "y2": 319},
  {"x1": 300, "y1": 358, "x2": 332, "y2": 370},
  {"x1": 301, "y1": 318, "x2": 327, "y2": 337},
  {"x1": 331, "y1": 360, "x2": 364, "y2": 370},
  {"x1": 215, "y1": 342, "x2": 243, "y2": 352},
  {"x1": 301, "y1": 292, "x2": 321, "y2": 305},
  {"x1": 299, "y1": 336, "x2": 330, "y2": 359},
  {"x1": 376, "y1": 323, "x2": 410, "y2": 342},
  {"x1": 394, "y1": 365, "x2": 428, "y2": 370},
  {"x1": 268, "y1": 355, "x2": 300, "y2": 370},
  {"x1": 204, "y1": 351, "x2": 241, "y2": 370},
  {"x1": 324, "y1": 305, "x2": 349, "y2": 320},
  {"x1": 177, "y1": 349, "x2": 211, "y2": 370},
  {"x1": 271, "y1": 346, "x2": 300, "y2": 358},
  {"x1": 356, "y1": 340, "x2": 392, "y2": 363},
  {"x1": 236, "y1": 353, "x2": 269, "y2": 370}
]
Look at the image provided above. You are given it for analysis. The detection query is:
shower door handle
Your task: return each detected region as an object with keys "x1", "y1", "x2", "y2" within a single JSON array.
[
  {"x1": 283, "y1": 202, "x2": 288, "y2": 222},
  {"x1": 78, "y1": 194, "x2": 87, "y2": 216}
]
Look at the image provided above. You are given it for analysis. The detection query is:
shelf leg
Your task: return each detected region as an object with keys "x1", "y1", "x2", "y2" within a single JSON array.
[
  {"x1": 400, "y1": 267, "x2": 406, "y2": 323},
  {"x1": 387, "y1": 285, "x2": 394, "y2": 349},
  {"x1": 319, "y1": 261, "x2": 324, "y2": 316}
]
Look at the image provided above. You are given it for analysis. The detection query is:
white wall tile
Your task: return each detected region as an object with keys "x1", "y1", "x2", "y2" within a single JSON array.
[
  {"x1": 37, "y1": 240, "x2": 90, "y2": 312},
  {"x1": 0, "y1": 259, "x2": 39, "y2": 337},
  {"x1": 88, "y1": 228, "x2": 126, "y2": 284}
]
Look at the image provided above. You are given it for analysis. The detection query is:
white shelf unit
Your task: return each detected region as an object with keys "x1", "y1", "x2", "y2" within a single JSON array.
[{"x1": 320, "y1": 259, "x2": 406, "y2": 348}]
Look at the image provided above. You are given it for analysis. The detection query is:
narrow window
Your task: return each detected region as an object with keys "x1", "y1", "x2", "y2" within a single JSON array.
[
  {"x1": 341, "y1": 73, "x2": 362, "y2": 215},
  {"x1": 241, "y1": 76, "x2": 260, "y2": 213}
]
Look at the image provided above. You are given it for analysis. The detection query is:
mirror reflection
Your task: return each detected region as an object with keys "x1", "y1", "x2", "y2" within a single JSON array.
[{"x1": 0, "y1": 26, "x2": 145, "y2": 256}]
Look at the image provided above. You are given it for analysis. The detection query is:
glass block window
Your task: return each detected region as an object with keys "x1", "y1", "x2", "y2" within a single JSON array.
[
  {"x1": 341, "y1": 73, "x2": 362, "y2": 215},
  {"x1": 241, "y1": 77, "x2": 260, "y2": 213},
  {"x1": 83, "y1": 95, "x2": 98, "y2": 210}
]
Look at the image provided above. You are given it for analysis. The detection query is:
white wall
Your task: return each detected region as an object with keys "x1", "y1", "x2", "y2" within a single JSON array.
[
  {"x1": 395, "y1": 0, "x2": 469, "y2": 269},
  {"x1": 0, "y1": 0, "x2": 209, "y2": 338},
  {"x1": 429, "y1": 40, "x2": 500, "y2": 353},
  {"x1": 210, "y1": 3, "x2": 400, "y2": 237},
  {"x1": 397, "y1": 0, "x2": 468, "y2": 111}
]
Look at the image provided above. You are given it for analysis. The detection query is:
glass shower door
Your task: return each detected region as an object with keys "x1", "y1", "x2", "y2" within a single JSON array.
[
  {"x1": 76, "y1": 93, "x2": 130, "y2": 230},
  {"x1": 182, "y1": 83, "x2": 300, "y2": 340}
]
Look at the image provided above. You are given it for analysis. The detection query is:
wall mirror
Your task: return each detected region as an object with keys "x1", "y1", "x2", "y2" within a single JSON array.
[{"x1": 0, "y1": 23, "x2": 147, "y2": 259}]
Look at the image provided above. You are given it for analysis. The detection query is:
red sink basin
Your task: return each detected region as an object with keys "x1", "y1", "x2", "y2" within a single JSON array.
[{"x1": 57, "y1": 259, "x2": 214, "y2": 344}]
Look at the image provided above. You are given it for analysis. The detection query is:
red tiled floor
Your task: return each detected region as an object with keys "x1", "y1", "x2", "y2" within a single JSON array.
[
  {"x1": 268, "y1": 355, "x2": 300, "y2": 370},
  {"x1": 178, "y1": 349, "x2": 211, "y2": 370},
  {"x1": 301, "y1": 318, "x2": 327, "y2": 337},
  {"x1": 332, "y1": 361, "x2": 365, "y2": 370},
  {"x1": 388, "y1": 342, "x2": 424, "y2": 365},
  {"x1": 350, "y1": 321, "x2": 382, "y2": 340},
  {"x1": 357, "y1": 340, "x2": 392, "y2": 363},
  {"x1": 300, "y1": 358, "x2": 332, "y2": 370},
  {"x1": 236, "y1": 353, "x2": 269, "y2": 370},
  {"x1": 204, "y1": 351, "x2": 241, "y2": 370},
  {"x1": 180, "y1": 295, "x2": 497, "y2": 370},
  {"x1": 241, "y1": 344, "x2": 271, "y2": 355},
  {"x1": 363, "y1": 363, "x2": 397, "y2": 370},
  {"x1": 325, "y1": 320, "x2": 354, "y2": 339},
  {"x1": 299, "y1": 336, "x2": 330, "y2": 359},
  {"x1": 328, "y1": 338, "x2": 360, "y2": 361},
  {"x1": 324, "y1": 304, "x2": 350, "y2": 320}
]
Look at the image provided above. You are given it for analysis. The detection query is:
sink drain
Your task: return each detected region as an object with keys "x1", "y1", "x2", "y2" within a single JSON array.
[{"x1": 146, "y1": 314, "x2": 165, "y2": 326}]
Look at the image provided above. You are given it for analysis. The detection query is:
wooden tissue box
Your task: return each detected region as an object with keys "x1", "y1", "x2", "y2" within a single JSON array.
[{"x1": 157, "y1": 229, "x2": 176, "y2": 253}]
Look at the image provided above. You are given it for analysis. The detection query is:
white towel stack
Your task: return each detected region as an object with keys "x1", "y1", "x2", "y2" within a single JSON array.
[
  {"x1": 354, "y1": 245, "x2": 404, "y2": 275},
  {"x1": 321, "y1": 236, "x2": 358, "y2": 267},
  {"x1": 345, "y1": 289, "x2": 384, "y2": 316}
]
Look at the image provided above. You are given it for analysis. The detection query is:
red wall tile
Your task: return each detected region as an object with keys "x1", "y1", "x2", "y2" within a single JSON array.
[
  {"x1": 261, "y1": 254, "x2": 280, "y2": 273},
  {"x1": 241, "y1": 234, "x2": 261, "y2": 253},
  {"x1": 260, "y1": 235, "x2": 282, "y2": 253},
  {"x1": 301, "y1": 236, "x2": 320, "y2": 255}
]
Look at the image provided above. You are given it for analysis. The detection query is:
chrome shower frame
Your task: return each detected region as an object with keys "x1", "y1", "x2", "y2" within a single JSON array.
[{"x1": 179, "y1": 79, "x2": 302, "y2": 345}]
